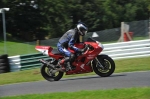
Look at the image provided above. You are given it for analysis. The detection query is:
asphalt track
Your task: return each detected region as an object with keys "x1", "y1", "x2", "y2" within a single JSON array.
[{"x1": 0, "y1": 71, "x2": 150, "y2": 97}]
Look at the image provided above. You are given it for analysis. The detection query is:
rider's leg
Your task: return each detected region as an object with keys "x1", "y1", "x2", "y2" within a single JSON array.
[
  {"x1": 57, "y1": 45, "x2": 73, "y2": 70},
  {"x1": 63, "y1": 53, "x2": 76, "y2": 70},
  {"x1": 63, "y1": 57, "x2": 71, "y2": 70},
  {"x1": 69, "y1": 53, "x2": 76, "y2": 69}
]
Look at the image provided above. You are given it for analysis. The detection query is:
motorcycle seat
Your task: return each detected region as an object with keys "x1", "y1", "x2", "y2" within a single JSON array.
[{"x1": 51, "y1": 49, "x2": 62, "y2": 55}]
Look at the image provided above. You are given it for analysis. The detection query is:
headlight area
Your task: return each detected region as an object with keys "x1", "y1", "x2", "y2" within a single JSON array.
[{"x1": 96, "y1": 41, "x2": 104, "y2": 50}]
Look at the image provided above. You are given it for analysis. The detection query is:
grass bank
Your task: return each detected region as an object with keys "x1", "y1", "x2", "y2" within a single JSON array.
[
  {"x1": 0, "y1": 57, "x2": 150, "y2": 85},
  {"x1": 0, "y1": 40, "x2": 37, "y2": 56},
  {"x1": 0, "y1": 87, "x2": 150, "y2": 99}
]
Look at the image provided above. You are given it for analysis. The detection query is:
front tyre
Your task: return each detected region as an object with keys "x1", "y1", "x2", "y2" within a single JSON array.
[
  {"x1": 92, "y1": 55, "x2": 115, "y2": 77},
  {"x1": 41, "y1": 64, "x2": 64, "y2": 81}
]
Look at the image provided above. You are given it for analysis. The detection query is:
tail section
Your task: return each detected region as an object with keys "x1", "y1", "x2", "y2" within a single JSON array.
[{"x1": 35, "y1": 46, "x2": 53, "y2": 56}]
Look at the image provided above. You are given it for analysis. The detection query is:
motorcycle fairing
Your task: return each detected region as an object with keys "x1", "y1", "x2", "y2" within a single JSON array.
[
  {"x1": 35, "y1": 46, "x2": 52, "y2": 56},
  {"x1": 66, "y1": 42, "x2": 103, "y2": 75}
]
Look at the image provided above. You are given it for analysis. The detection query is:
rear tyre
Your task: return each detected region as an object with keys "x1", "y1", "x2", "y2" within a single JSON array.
[
  {"x1": 41, "y1": 64, "x2": 64, "y2": 81},
  {"x1": 92, "y1": 55, "x2": 115, "y2": 77}
]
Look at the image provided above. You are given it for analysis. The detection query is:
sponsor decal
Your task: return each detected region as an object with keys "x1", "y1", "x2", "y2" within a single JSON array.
[
  {"x1": 87, "y1": 57, "x2": 94, "y2": 59},
  {"x1": 88, "y1": 55, "x2": 95, "y2": 57},
  {"x1": 80, "y1": 64, "x2": 85, "y2": 70}
]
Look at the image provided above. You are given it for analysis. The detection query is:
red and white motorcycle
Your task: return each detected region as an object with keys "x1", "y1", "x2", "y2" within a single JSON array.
[{"x1": 35, "y1": 37, "x2": 115, "y2": 81}]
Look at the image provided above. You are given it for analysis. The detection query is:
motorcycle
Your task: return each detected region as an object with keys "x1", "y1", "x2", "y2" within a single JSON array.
[{"x1": 35, "y1": 37, "x2": 115, "y2": 81}]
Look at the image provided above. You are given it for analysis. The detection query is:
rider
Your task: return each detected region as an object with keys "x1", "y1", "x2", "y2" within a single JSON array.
[{"x1": 57, "y1": 22, "x2": 88, "y2": 71}]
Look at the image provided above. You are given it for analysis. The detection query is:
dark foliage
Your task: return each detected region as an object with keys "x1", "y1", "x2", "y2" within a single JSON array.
[{"x1": 0, "y1": 0, "x2": 149, "y2": 41}]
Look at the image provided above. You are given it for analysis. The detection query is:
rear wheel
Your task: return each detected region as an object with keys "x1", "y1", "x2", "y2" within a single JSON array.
[
  {"x1": 92, "y1": 55, "x2": 115, "y2": 77},
  {"x1": 40, "y1": 64, "x2": 64, "y2": 81}
]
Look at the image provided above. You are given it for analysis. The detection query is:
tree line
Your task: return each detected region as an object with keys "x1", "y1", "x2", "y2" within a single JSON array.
[{"x1": 0, "y1": 0, "x2": 150, "y2": 41}]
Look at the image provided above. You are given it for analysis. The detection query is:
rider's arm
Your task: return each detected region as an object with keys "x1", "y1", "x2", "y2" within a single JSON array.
[{"x1": 68, "y1": 33, "x2": 80, "y2": 52}]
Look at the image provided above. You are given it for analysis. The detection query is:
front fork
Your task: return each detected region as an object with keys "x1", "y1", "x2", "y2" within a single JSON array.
[{"x1": 94, "y1": 57, "x2": 104, "y2": 69}]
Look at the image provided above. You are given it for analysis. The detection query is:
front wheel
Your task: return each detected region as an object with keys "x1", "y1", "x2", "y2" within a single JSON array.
[
  {"x1": 92, "y1": 55, "x2": 115, "y2": 77},
  {"x1": 41, "y1": 64, "x2": 64, "y2": 81}
]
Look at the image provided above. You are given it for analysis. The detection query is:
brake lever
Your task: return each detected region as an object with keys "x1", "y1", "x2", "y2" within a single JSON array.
[{"x1": 83, "y1": 47, "x2": 89, "y2": 55}]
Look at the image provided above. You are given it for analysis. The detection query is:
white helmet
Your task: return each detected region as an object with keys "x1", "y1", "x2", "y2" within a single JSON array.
[{"x1": 77, "y1": 22, "x2": 88, "y2": 36}]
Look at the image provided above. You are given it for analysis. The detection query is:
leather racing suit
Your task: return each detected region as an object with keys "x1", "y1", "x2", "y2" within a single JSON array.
[{"x1": 57, "y1": 29, "x2": 81, "y2": 69}]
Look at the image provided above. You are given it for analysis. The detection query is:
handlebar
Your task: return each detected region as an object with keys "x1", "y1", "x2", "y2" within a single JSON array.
[
  {"x1": 76, "y1": 44, "x2": 90, "y2": 56},
  {"x1": 83, "y1": 44, "x2": 89, "y2": 52}
]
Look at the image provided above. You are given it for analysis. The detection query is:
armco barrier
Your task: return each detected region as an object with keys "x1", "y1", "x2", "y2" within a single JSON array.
[
  {"x1": 8, "y1": 53, "x2": 49, "y2": 72},
  {"x1": 101, "y1": 39, "x2": 150, "y2": 60},
  {"x1": 8, "y1": 39, "x2": 150, "y2": 72}
]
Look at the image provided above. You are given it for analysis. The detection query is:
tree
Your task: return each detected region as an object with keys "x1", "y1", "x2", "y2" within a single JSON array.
[
  {"x1": 38, "y1": 0, "x2": 72, "y2": 38},
  {"x1": 0, "y1": 0, "x2": 149, "y2": 41}
]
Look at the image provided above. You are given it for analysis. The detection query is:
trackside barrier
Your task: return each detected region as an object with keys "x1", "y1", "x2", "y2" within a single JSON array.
[
  {"x1": 0, "y1": 54, "x2": 10, "y2": 73},
  {"x1": 8, "y1": 39, "x2": 150, "y2": 72},
  {"x1": 101, "y1": 39, "x2": 150, "y2": 60},
  {"x1": 8, "y1": 53, "x2": 49, "y2": 72}
]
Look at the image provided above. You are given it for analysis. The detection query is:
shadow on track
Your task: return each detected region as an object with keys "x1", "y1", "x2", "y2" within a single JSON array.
[{"x1": 59, "y1": 74, "x2": 126, "y2": 82}]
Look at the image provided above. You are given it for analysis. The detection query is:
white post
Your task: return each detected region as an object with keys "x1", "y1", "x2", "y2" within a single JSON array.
[
  {"x1": 121, "y1": 22, "x2": 125, "y2": 42},
  {"x1": 149, "y1": 14, "x2": 150, "y2": 39},
  {"x1": 0, "y1": 8, "x2": 10, "y2": 54},
  {"x1": 2, "y1": 10, "x2": 7, "y2": 54},
  {"x1": 118, "y1": 22, "x2": 124, "y2": 42}
]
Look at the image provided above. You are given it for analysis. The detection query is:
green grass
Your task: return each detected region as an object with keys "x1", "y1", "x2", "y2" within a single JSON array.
[
  {"x1": 0, "y1": 87, "x2": 150, "y2": 99},
  {"x1": 133, "y1": 36, "x2": 149, "y2": 40},
  {"x1": 0, "y1": 34, "x2": 40, "y2": 56},
  {"x1": 0, "y1": 57, "x2": 150, "y2": 85},
  {"x1": 0, "y1": 41, "x2": 37, "y2": 56}
]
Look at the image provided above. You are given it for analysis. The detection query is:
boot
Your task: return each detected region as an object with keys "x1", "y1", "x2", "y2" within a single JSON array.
[
  {"x1": 58, "y1": 56, "x2": 74, "y2": 71},
  {"x1": 57, "y1": 59, "x2": 65, "y2": 71},
  {"x1": 64, "y1": 54, "x2": 76, "y2": 71},
  {"x1": 57, "y1": 59, "x2": 71, "y2": 71},
  {"x1": 64, "y1": 62, "x2": 72, "y2": 71}
]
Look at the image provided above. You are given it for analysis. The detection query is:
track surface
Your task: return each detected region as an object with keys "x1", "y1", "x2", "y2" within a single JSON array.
[{"x1": 0, "y1": 71, "x2": 150, "y2": 97}]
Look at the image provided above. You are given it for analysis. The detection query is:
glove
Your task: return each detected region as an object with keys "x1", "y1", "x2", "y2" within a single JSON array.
[
  {"x1": 78, "y1": 48, "x2": 84, "y2": 53},
  {"x1": 77, "y1": 44, "x2": 89, "y2": 53}
]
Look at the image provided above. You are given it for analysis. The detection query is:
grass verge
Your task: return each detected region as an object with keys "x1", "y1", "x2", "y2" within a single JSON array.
[
  {"x1": 0, "y1": 57, "x2": 150, "y2": 85},
  {"x1": 0, "y1": 87, "x2": 150, "y2": 99}
]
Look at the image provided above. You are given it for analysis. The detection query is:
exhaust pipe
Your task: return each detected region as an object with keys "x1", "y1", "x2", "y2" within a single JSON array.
[
  {"x1": 39, "y1": 59, "x2": 65, "y2": 72},
  {"x1": 39, "y1": 59, "x2": 55, "y2": 69}
]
